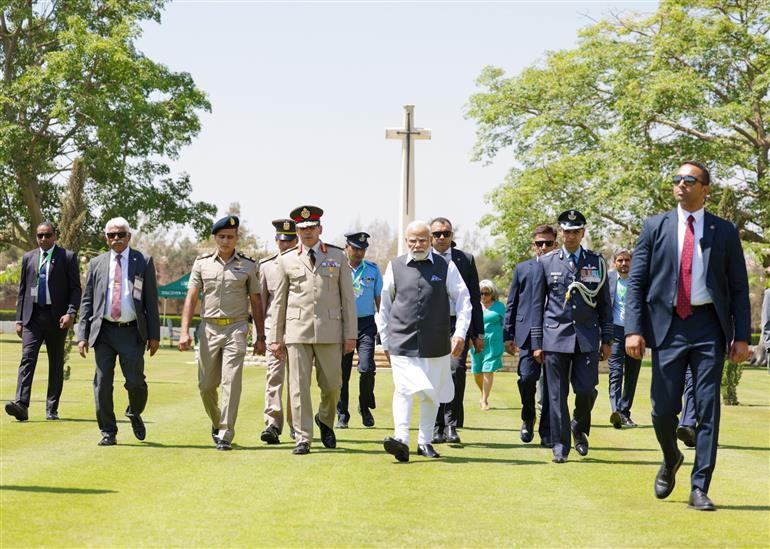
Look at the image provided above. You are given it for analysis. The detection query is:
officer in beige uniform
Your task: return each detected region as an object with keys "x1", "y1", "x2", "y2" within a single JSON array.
[
  {"x1": 179, "y1": 215, "x2": 266, "y2": 451},
  {"x1": 259, "y1": 218, "x2": 297, "y2": 445},
  {"x1": 269, "y1": 205, "x2": 357, "y2": 455}
]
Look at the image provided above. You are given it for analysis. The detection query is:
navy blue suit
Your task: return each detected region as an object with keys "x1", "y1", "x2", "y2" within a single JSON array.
[
  {"x1": 504, "y1": 258, "x2": 550, "y2": 443},
  {"x1": 532, "y1": 247, "x2": 613, "y2": 458},
  {"x1": 607, "y1": 271, "x2": 642, "y2": 420},
  {"x1": 626, "y1": 208, "x2": 750, "y2": 493}
]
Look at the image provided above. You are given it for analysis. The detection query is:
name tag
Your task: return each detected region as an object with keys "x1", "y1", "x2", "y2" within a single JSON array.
[{"x1": 133, "y1": 276, "x2": 143, "y2": 300}]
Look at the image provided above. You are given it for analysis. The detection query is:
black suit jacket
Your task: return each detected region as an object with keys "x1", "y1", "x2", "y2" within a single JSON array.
[
  {"x1": 448, "y1": 246, "x2": 484, "y2": 339},
  {"x1": 15, "y1": 245, "x2": 81, "y2": 326},
  {"x1": 503, "y1": 258, "x2": 539, "y2": 349},
  {"x1": 76, "y1": 248, "x2": 160, "y2": 346},
  {"x1": 625, "y1": 208, "x2": 751, "y2": 348}
]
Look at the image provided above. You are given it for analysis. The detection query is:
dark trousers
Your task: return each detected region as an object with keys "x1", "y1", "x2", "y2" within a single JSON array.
[
  {"x1": 517, "y1": 348, "x2": 551, "y2": 442},
  {"x1": 15, "y1": 305, "x2": 67, "y2": 412},
  {"x1": 608, "y1": 324, "x2": 642, "y2": 417},
  {"x1": 435, "y1": 316, "x2": 470, "y2": 431},
  {"x1": 545, "y1": 349, "x2": 599, "y2": 457},
  {"x1": 679, "y1": 366, "x2": 697, "y2": 428},
  {"x1": 93, "y1": 323, "x2": 148, "y2": 436},
  {"x1": 650, "y1": 305, "x2": 725, "y2": 493},
  {"x1": 337, "y1": 316, "x2": 377, "y2": 422}
]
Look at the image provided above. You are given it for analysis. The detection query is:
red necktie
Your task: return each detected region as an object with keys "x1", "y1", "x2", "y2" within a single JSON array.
[
  {"x1": 111, "y1": 254, "x2": 122, "y2": 321},
  {"x1": 676, "y1": 215, "x2": 695, "y2": 319}
]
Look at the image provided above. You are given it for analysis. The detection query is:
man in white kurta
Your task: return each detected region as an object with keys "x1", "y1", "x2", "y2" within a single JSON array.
[{"x1": 376, "y1": 221, "x2": 471, "y2": 462}]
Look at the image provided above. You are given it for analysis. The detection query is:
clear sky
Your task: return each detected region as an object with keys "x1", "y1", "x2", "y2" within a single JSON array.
[{"x1": 138, "y1": 0, "x2": 657, "y2": 250}]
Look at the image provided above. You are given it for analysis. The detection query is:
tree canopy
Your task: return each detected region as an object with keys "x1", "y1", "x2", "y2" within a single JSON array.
[
  {"x1": 1, "y1": 0, "x2": 216, "y2": 251},
  {"x1": 467, "y1": 0, "x2": 769, "y2": 267}
]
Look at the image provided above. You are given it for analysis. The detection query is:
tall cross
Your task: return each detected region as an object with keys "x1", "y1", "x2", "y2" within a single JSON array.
[{"x1": 386, "y1": 105, "x2": 431, "y2": 255}]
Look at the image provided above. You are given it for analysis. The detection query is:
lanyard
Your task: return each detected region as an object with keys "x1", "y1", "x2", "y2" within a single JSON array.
[
  {"x1": 38, "y1": 249, "x2": 51, "y2": 271},
  {"x1": 351, "y1": 260, "x2": 367, "y2": 288}
]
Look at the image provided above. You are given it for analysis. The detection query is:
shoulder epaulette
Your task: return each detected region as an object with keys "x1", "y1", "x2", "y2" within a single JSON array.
[
  {"x1": 586, "y1": 249, "x2": 601, "y2": 257},
  {"x1": 237, "y1": 252, "x2": 256, "y2": 262},
  {"x1": 366, "y1": 260, "x2": 378, "y2": 267},
  {"x1": 543, "y1": 249, "x2": 559, "y2": 258},
  {"x1": 196, "y1": 251, "x2": 215, "y2": 260},
  {"x1": 259, "y1": 253, "x2": 278, "y2": 265},
  {"x1": 280, "y1": 245, "x2": 299, "y2": 256},
  {"x1": 326, "y1": 243, "x2": 343, "y2": 250}
]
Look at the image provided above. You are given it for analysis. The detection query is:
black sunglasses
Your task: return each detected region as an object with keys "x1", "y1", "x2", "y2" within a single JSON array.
[
  {"x1": 105, "y1": 231, "x2": 128, "y2": 239},
  {"x1": 36, "y1": 233, "x2": 54, "y2": 239},
  {"x1": 534, "y1": 240, "x2": 554, "y2": 248},
  {"x1": 480, "y1": 290, "x2": 492, "y2": 296},
  {"x1": 672, "y1": 175, "x2": 701, "y2": 186},
  {"x1": 432, "y1": 230, "x2": 452, "y2": 239}
]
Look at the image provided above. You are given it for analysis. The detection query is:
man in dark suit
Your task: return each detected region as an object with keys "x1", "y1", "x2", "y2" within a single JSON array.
[
  {"x1": 503, "y1": 224, "x2": 556, "y2": 446},
  {"x1": 607, "y1": 248, "x2": 642, "y2": 429},
  {"x1": 5, "y1": 221, "x2": 81, "y2": 421},
  {"x1": 76, "y1": 217, "x2": 160, "y2": 446},
  {"x1": 531, "y1": 210, "x2": 613, "y2": 463},
  {"x1": 430, "y1": 217, "x2": 484, "y2": 445},
  {"x1": 625, "y1": 161, "x2": 751, "y2": 511}
]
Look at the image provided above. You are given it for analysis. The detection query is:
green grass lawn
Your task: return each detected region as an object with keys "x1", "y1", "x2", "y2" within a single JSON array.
[{"x1": 1, "y1": 334, "x2": 769, "y2": 548}]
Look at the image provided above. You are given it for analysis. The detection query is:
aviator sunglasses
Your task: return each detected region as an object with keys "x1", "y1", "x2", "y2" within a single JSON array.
[
  {"x1": 672, "y1": 175, "x2": 702, "y2": 186},
  {"x1": 105, "y1": 231, "x2": 128, "y2": 239}
]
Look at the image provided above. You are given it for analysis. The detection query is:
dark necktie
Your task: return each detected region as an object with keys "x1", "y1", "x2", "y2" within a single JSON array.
[
  {"x1": 308, "y1": 248, "x2": 316, "y2": 267},
  {"x1": 568, "y1": 253, "x2": 577, "y2": 273},
  {"x1": 111, "y1": 254, "x2": 123, "y2": 321},
  {"x1": 37, "y1": 251, "x2": 48, "y2": 304},
  {"x1": 676, "y1": 215, "x2": 695, "y2": 319}
]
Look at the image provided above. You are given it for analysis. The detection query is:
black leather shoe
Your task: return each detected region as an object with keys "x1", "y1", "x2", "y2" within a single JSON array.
[
  {"x1": 676, "y1": 425, "x2": 696, "y2": 448},
  {"x1": 336, "y1": 417, "x2": 349, "y2": 429},
  {"x1": 417, "y1": 443, "x2": 440, "y2": 458},
  {"x1": 292, "y1": 442, "x2": 310, "y2": 455},
  {"x1": 46, "y1": 410, "x2": 59, "y2": 421},
  {"x1": 360, "y1": 406, "x2": 375, "y2": 428},
  {"x1": 446, "y1": 426, "x2": 461, "y2": 444},
  {"x1": 126, "y1": 413, "x2": 146, "y2": 441},
  {"x1": 98, "y1": 435, "x2": 117, "y2": 446},
  {"x1": 260, "y1": 424, "x2": 280, "y2": 445},
  {"x1": 216, "y1": 439, "x2": 232, "y2": 451},
  {"x1": 621, "y1": 415, "x2": 637, "y2": 428},
  {"x1": 315, "y1": 414, "x2": 336, "y2": 449},
  {"x1": 573, "y1": 429, "x2": 589, "y2": 456},
  {"x1": 654, "y1": 451, "x2": 684, "y2": 499},
  {"x1": 5, "y1": 401, "x2": 28, "y2": 421},
  {"x1": 383, "y1": 436, "x2": 409, "y2": 462},
  {"x1": 610, "y1": 411, "x2": 622, "y2": 429},
  {"x1": 520, "y1": 420, "x2": 534, "y2": 443},
  {"x1": 688, "y1": 488, "x2": 716, "y2": 511},
  {"x1": 432, "y1": 430, "x2": 446, "y2": 444},
  {"x1": 211, "y1": 427, "x2": 221, "y2": 445},
  {"x1": 552, "y1": 454, "x2": 567, "y2": 464}
]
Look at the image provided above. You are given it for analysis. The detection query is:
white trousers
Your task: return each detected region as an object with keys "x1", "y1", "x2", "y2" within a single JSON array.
[{"x1": 392, "y1": 390, "x2": 439, "y2": 445}]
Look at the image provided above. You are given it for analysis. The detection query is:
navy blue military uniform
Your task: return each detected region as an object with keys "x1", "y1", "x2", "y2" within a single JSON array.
[{"x1": 532, "y1": 211, "x2": 612, "y2": 460}]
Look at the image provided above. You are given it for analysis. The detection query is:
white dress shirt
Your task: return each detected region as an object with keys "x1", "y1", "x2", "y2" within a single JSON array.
[
  {"x1": 676, "y1": 204, "x2": 711, "y2": 305},
  {"x1": 36, "y1": 245, "x2": 55, "y2": 305},
  {"x1": 377, "y1": 250, "x2": 472, "y2": 352},
  {"x1": 104, "y1": 247, "x2": 137, "y2": 322}
]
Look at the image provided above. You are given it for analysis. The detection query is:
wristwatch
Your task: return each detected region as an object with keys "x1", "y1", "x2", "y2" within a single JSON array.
[{"x1": 256, "y1": 334, "x2": 267, "y2": 342}]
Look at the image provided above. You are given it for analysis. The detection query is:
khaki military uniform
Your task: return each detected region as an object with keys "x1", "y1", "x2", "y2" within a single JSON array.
[
  {"x1": 259, "y1": 253, "x2": 292, "y2": 433},
  {"x1": 269, "y1": 241, "x2": 357, "y2": 445},
  {"x1": 189, "y1": 250, "x2": 259, "y2": 443}
]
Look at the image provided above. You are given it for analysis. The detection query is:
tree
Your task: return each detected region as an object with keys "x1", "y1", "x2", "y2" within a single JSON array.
[
  {"x1": 467, "y1": 0, "x2": 770, "y2": 268},
  {"x1": 0, "y1": 1, "x2": 216, "y2": 251}
]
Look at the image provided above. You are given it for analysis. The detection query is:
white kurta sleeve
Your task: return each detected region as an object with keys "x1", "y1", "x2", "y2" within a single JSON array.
[
  {"x1": 375, "y1": 261, "x2": 395, "y2": 351},
  {"x1": 446, "y1": 260, "x2": 471, "y2": 339}
]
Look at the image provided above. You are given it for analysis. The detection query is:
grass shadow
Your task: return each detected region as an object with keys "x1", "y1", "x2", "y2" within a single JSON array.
[
  {"x1": 718, "y1": 504, "x2": 770, "y2": 511},
  {"x1": 461, "y1": 426, "x2": 516, "y2": 432},
  {"x1": 578, "y1": 457, "x2": 664, "y2": 465},
  {"x1": 719, "y1": 444, "x2": 770, "y2": 451},
  {"x1": 1, "y1": 484, "x2": 116, "y2": 494}
]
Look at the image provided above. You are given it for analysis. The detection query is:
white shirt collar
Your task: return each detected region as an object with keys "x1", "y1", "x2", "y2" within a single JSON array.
[
  {"x1": 677, "y1": 204, "x2": 705, "y2": 224},
  {"x1": 110, "y1": 246, "x2": 130, "y2": 260},
  {"x1": 39, "y1": 244, "x2": 56, "y2": 257},
  {"x1": 408, "y1": 249, "x2": 435, "y2": 263}
]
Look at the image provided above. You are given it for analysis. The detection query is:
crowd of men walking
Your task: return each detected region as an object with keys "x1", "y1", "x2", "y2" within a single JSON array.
[{"x1": 6, "y1": 161, "x2": 757, "y2": 511}]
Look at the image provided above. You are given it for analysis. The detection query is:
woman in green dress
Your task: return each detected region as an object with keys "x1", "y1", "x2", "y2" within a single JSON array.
[{"x1": 470, "y1": 279, "x2": 505, "y2": 410}]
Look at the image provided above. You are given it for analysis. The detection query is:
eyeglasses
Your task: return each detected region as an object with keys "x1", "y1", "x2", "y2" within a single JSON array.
[
  {"x1": 534, "y1": 240, "x2": 554, "y2": 248},
  {"x1": 432, "y1": 230, "x2": 452, "y2": 239},
  {"x1": 36, "y1": 233, "x2": 54, "y2": 239},
  {"x1": 480, "y1": 291, "x2": 492, "y2": 296},
  {"x1": 672, "y1": 175, "x2": 701, "y2": 186},
  {"x1": 105, "y1": 231, "x2": 128, "y2": 239}
]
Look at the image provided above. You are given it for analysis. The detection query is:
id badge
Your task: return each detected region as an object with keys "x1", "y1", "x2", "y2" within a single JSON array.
[
  {"x1": 31, "y1": 283, "x2": 38, "y2": 303},
  {"x1": 132, "y1": 276, "x2": 144, "y2": 300}
]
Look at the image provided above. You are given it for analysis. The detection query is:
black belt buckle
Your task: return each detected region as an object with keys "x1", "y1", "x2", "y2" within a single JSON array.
[{"x1": 105, "y1": 319, "x2": 137, "y2": 328}]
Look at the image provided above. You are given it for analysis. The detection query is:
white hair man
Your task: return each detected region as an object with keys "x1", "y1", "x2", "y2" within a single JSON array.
[{"x1": 376, "y1": 220, "x2": 472, "y2": 462}]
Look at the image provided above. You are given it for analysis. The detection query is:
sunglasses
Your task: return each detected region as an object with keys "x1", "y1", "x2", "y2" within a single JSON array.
[
  {"x1": 105, "y1": 231, "x2": 128, "y2": 239},
  {"x1": 36, "y1": 233, "x2": 54, "y2": 239},
  {"x1": 432, "y1": 230, "x2": 452, "y2": 239},
  {"x1": 672, "y1": 175, "x2": 701, "y2": 186},
  {"x1": 534, "y1": 240, "x2": 554, "y2": 248}
]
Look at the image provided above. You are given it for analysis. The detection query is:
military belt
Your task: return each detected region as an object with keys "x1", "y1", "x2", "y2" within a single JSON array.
[{"x1": 203, "y1": 317, "x2": 247, "y2": 326}]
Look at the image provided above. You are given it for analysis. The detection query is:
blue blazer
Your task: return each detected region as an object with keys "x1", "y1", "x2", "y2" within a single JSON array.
[
  {"x1": 449, "y1": 246, "x2": 485, "y2": 340},
  {"x1": 625, "y1": 209, "x2": 750, "y2": 348},
  {"x1": 503, "y1": 258, "x2": 539, "y2": 349}
]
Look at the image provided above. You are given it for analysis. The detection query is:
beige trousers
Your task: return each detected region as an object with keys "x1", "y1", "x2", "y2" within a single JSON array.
[{"x1": 264, "y1": 352, "x2": 292, "y2": 433}]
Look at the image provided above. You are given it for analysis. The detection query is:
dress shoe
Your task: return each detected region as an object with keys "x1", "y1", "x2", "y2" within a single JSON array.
[
  {"x1": 5, "y1": 401, "x2": 28, "y2": 422},
  {"x1": 688, "y1": 488, "x2": 716, "y2": 511},
  {"x1": 315, "y1": 414, "x2": 336, "y2": 449},
  {"x1": 432, "y1": 430, "x2": 446, "y2": 444},
  {"x1": 383, "y1": 437, "x2": 409, "y2": 462},
  {"x1": 572, "y1": 429, "x2": 589, "y2": 456},
  {"x1": 260, "y1": 424, "x2": 280, "y2": 445},
  {"x1": 126, "y1": 413, "x2": 146, "y2": 441},
  {"x1": 216, "y1": 439, "x2": 232, "y2": 451},
  {"x1": 654, "y1": 451, "x2": 684, "y2": 499},
  {"x1": 292, "y1": 442, "x2": 310, "y2": 455},
  {"x1": 46, "y1": 411, "x2": 59, "y2": 421},
  {"x1": 552, "y1": 455, "x2": 567, "y2": 464},
  {"x1": 446, "y1": 426, "x2": 461, "y2": 444},
  {"x1": 417, "y1": 443, "x2": 440, "y2": 458},
  {"x1": 610, "y1": 411, "x2": 622, "y2": 429},
  {"x1": 211, "y1": 427, "x2": 221, "y2": 445},
  {"x1": 621, "y1": 415, "x2": 637, "y2": 428},
  {"x1": 336, "y1": 417, "x2": 349, "y2": 429},
  {"x1": 520, "y1": 420, "x2": 534, "y2": 443},
  {"x1": 360, "y1": 406, "x2": 375, "y2": 428},
  {"x1": 98, "y1": 435, "x2": 117, "y2": 446},
  {"x1": 676, "y1": 425, "x2": 696, "y2": 448}
]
